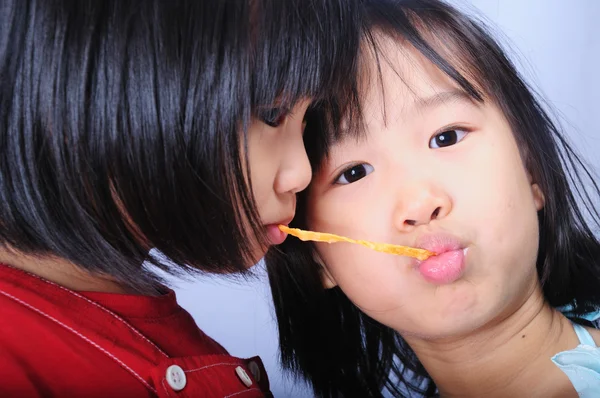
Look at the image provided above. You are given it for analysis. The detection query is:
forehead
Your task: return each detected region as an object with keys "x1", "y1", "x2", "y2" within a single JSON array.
[{"x1": 358, "y1": 35, "x2": 469, "y2": 120}]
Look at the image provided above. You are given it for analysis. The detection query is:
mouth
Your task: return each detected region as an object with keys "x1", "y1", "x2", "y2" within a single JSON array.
[
  {"x1": 264, "y1": 217, "x2": 294, "y2": 245},
  {"x1": 414, "y1": 233, "x2": 467, "y2": 284}
]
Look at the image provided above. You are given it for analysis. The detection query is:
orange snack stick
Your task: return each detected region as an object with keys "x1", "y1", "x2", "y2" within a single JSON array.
[{"x1": 278, "y1": 225, "x2": 435, "y2": 261}]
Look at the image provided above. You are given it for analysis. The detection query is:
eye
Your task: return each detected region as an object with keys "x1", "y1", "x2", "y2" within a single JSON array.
[
  {"x1": 335, "y1": 163, "x2": 374, "y2": 185},
  {"x1": 429, "y1": 128, "x2": 468, "y2": 149},
  {"x1": 257, "y1": 107, "x2": 289, "y2": 127}
]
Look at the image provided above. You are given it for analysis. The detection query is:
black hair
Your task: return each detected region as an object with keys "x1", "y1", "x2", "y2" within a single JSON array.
[
  {"x1": 266, "y1": 0, "x2": 600, "y2": 396},
  {"x1": 0, "y1": 0, "x2": 359, "y2": 293}
]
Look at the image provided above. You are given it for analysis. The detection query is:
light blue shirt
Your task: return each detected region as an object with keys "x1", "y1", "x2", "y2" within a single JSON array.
[{"x1": 552, "y1": 323, "x2": 600, "y2": 397}]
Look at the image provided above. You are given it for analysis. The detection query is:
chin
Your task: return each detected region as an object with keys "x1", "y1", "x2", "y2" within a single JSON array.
[
  {"x1": 397, "y1": 320, "x2": 480, "y2": 341},
  {"x1": 391, "y1": 307, "x2": 491, "y2": 339},
  {"x1": 249, "y1": 251, "x2": 267, "y2": 268}
]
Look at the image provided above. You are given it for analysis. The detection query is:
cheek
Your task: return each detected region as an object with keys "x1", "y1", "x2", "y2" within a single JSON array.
[
  {"x1": 308, "y1": 195, "x2": 414, "y2": 312},
  {"x1": 250, "y1": 168, "x2": 274, "y2": 209},
  {"x1": 458, "y1": 138, "x2": 541, "y2": 276},
  {"x1": 247, "y1": 141, "x2": 280, "y2": 207},
  {"x1": 318, "y1": 243, "x2": 415, "y2": 312},
  {"x1": 307, "y1": 182, "x2": 388, "y2": 236},
  {"x1": 307, "y1": 191, "x2": 353, "y2": 235}
]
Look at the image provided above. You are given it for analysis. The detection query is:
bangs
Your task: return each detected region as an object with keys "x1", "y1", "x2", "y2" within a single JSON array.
[
  {"x1": 305, "y1": 0, "x2": 531, "y2": 181},
  {"x1": 325, "y1": 0, "x2": 516, "y2": 149},
  {"x1": 251, "y1": 0, "x2": 359, "y2": 110},
  {"x1": 0, "y1": 0, "x2": 363, "y2": 293},
  {"x1": 361, "y1": 0, "x2": 487, "y2": 98},
  {"x1": 357, "y1": 0, "x2": 543, "y2": 170}
]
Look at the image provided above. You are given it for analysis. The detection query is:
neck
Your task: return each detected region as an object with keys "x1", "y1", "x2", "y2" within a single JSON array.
[
  {"x1": 0, "y1": 247, "x2": 135, "y2": 294},
  {"x1": 405, "y1": 286, "x2": 580, "y2": 397}
]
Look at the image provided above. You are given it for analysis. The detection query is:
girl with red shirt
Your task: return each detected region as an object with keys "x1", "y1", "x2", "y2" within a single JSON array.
[{"x1": 0, "y1": 0, "x2": 358, "y2": 396}]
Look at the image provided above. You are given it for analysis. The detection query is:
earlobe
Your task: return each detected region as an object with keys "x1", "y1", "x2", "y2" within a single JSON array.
[
  {"x1": 532, "y1": 183, "x2": 545, "y2": 211},
  {"x1": 321, "y1": 268, "x2": 337, "y2": 289},
  {"x1": 313, "y1": 252, "x2": 337, "y2": 289},
  {"x1": 527, "y1": 171, "x2": 545, "y2": 211}
]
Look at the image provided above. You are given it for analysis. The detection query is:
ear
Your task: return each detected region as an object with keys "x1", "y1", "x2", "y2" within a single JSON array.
[
  {"x1": 532, "y1": 183, "x2": 545, "y2": 211},
  {"x1": 313, "y1": 252, "x2": 337, "y2": 289},
  {"x1": 527, "y1": 172, "x2": 545, "y2": 211}
]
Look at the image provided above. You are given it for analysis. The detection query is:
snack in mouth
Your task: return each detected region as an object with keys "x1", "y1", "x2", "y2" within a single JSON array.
[{"x1": 278, "y1": 225, "x2": 435, "y2": 261}]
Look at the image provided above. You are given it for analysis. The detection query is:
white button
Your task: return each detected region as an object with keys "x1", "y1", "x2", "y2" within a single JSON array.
[
  {"x1": 248, "y1": 361, "x2": 261, "y2": 382},
  {"x1": 165, "y1": 365, "x2": 187, "y2": 391},
  {"x1": 235, "y1": 366, "x2": 253, "y2": 388}
]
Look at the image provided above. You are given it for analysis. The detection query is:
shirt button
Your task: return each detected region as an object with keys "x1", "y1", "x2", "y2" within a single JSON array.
[
  {"x1": 248, "y1": 361, "x2": 261, "y2": 382},
  {"x1": 165, "y1": 365, "x2": 187, "y2": 391},
  {"x1": 235, "y1": 365, "x2": 253, "y2": 388}
]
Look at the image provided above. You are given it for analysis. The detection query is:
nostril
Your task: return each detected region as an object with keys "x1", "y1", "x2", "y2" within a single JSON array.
[
  {"x1": 432, "y1": 207, "x2": 441, "y2": 219},
  {"x1": 405, "y1": 219, "x2": 416, "y2": 226}
]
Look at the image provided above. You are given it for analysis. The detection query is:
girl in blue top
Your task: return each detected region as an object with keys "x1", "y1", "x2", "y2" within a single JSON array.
[{"x1": 267, "y1": 0, "x2": 600, "y2": 397}]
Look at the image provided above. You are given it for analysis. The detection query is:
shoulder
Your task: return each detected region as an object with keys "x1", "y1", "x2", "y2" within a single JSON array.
[
  {"x1": 0, "y1": 290, "x2": 151, "y2": 396},
  {"x1": 552, "y1": 334, "x2": 600, "y2": 397},
  {"x1": 587, "y1": 327, "x2": 600, "y2": 346},
  {"x1": 0, "y1": 347, "x2": 42, "y2": 396}
]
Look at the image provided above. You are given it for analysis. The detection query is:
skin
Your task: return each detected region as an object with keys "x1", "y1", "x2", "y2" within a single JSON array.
[
  {"x1": 0, "y1": 100, "x2": 312, "y2": 293},
  {"x1": 246, "y1": 100, "x2": 312, "y2": 262},
  {"x1": 306, "y1": 37, "x2": 598, "y2": 397}
]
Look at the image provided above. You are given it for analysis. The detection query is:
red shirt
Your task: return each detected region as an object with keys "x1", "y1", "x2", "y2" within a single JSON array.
[{"x1": 0, "y1": 264, "x2": 272, "y2": 397}]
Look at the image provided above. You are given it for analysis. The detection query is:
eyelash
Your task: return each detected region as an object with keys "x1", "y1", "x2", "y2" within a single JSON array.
[
  {"x1": 256, "y1": 107, "x2": 290, "y2": 127},
  {"x1": 429, "y1": 125, "x2": 470, "y2": 148},
  {"x1": 334, "y1": 163, "x2": 374, "y2": 185},
  {"x1": 256, "y1": 106, "x2": 314, "y2": 128}
]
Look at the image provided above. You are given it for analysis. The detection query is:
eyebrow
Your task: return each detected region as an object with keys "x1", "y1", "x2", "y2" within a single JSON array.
[{"x1": 414, "y1": 90, "x2": 475, "y2": 111}]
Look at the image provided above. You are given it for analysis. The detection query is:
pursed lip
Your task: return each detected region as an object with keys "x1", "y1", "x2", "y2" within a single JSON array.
[
  {"x1": 414, "y1": 232, "x2": 465, "y2": 258},
  {"x1": 263, "y1": 216, "x2": 294, "y2": 246},
  {"x1": 412, "y1": 232, "x2": 468, "y2": 284}
]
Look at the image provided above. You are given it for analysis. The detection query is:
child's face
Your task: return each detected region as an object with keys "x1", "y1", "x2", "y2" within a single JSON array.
[
  {"x1": 246, "y1": 100, "x2": 312, "y2": 262},
  {"x1": 306, "y1": 41, "x2": 545, "y2": 339}
]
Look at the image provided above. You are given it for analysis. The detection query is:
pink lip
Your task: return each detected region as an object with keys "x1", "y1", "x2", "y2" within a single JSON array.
[
  {"x1": 414, "y1": 233, "x2": 462, "y2": 254},
  {"x1": 265, "y1": 217, "x2": 294, "y2": 245},
  {"x1": 414, "y1": 233, "x2": 466, "y2": 284}
]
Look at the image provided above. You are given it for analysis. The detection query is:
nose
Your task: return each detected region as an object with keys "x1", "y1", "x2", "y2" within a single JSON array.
[
  {"x1": 273, "y1": 118, "x2": 312, "y2": 195},
  {"x1": 392, "y1": 181, "x2": 452, "y2": 232}
]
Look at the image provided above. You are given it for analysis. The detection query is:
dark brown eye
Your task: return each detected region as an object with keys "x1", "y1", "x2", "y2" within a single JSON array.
[
  {"x1": 335, "y1": 164, "x2": 374, "y2": 185},
  {"x1": 429, "y1": 129, "x2": 468, "y2": 148}
]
